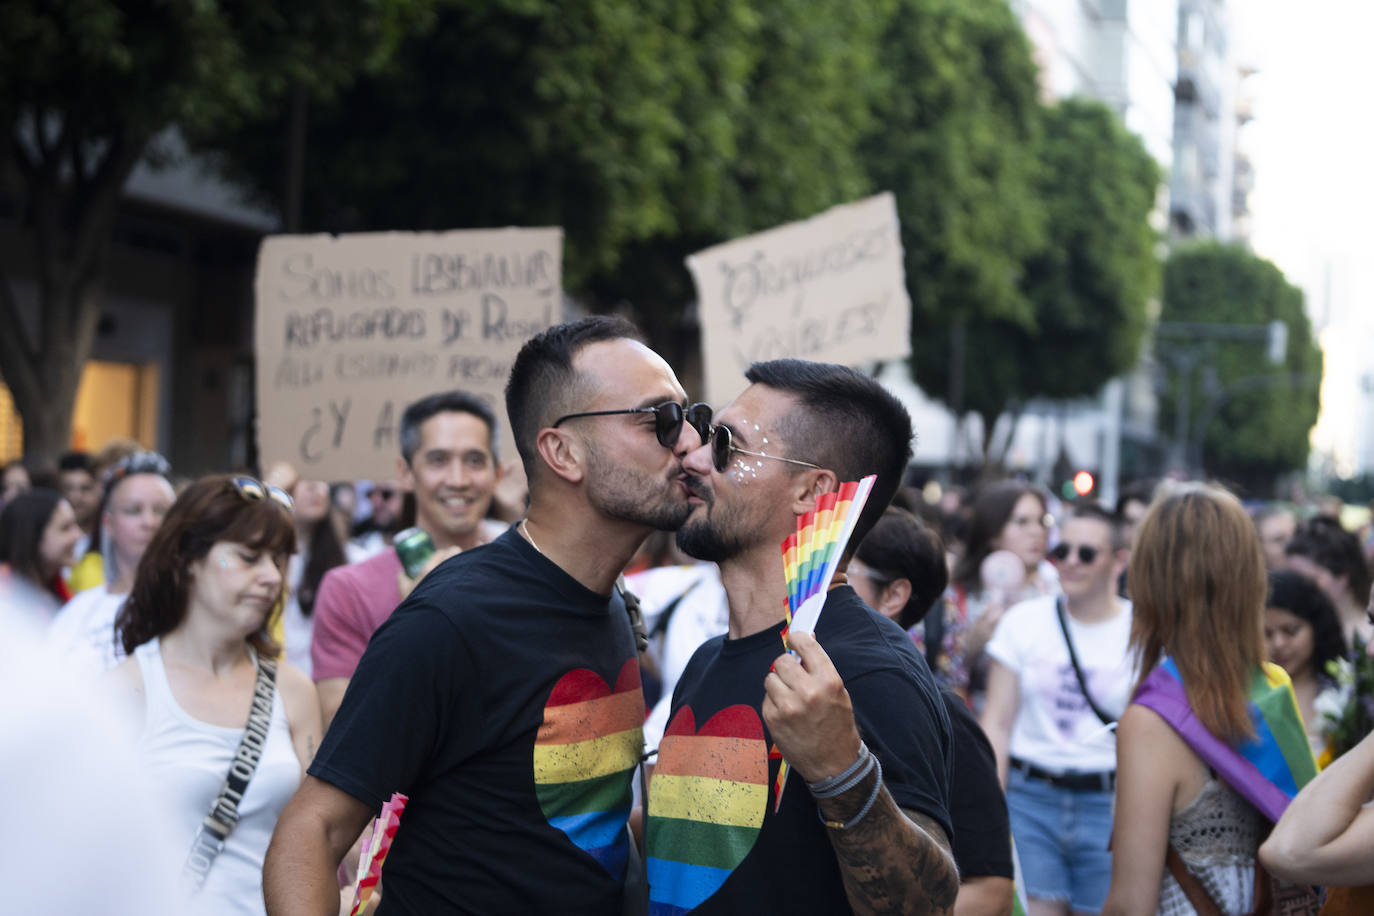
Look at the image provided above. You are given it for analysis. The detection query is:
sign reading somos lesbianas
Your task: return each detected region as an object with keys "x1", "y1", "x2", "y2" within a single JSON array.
[
  {"x1": 688, "y1": 192, "x2": 911, "y2": 406},
  {"x1": 254, "y1": 228, "x2": 561, "y2": 481}
]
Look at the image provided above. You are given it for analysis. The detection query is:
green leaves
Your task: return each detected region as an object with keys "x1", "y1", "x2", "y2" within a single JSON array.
[{"x1": 1159, "y1": 242, "x2": 1321, "y2": 488}]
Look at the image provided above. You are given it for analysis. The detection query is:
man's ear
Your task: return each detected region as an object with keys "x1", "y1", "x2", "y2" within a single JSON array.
[
  {"x1": 534, "y1": 428, "x2": 586, "y2": 486},
  {"x1": 790, "y1": 469, "x2": 840, "y2": 517},
  {"x1": 396, "y1": 454, "x2": 415, "y2": 492},
  {"x1": 877, "y1": 577, "x2": 913, "y2": 622}
]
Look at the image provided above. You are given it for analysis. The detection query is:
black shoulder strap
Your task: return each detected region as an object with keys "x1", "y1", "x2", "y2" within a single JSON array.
[
  {"x1": 617, "y1": 575, "x2": 648, "y2": 654},
  {"x1": 182, "y1": 655, "x2": 278, "y2": 893},
  {"x1": 649, "y1": 578, "x2": 703, "y2": 641},
  {"x1": 1056, "y1": 595, "x2": 1116, "y2": 727}
]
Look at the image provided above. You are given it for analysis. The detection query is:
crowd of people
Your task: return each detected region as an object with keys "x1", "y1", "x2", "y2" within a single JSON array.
[{"x1": 2, "y1": 316, "x2": 1373, "y2": 915}]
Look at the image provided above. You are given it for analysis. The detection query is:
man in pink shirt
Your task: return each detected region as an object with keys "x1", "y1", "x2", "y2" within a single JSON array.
[{"x1": 311, "y1": 390, "x2": 506, "y2": 726}]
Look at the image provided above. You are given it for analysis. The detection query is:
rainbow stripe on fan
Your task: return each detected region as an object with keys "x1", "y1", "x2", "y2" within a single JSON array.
[
  {"x1": 783, "y1": 476, "x2": 875, "y2": 636},
  {"x1": 773, "y1": 476, "x2": 877, "y2": 810}
]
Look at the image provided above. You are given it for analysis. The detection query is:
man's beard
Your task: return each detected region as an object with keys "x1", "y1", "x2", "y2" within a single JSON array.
[
  {"x1": 584, "y1": 443, "x2": 691, "y2": 531},
  {"x1": 674, "y1": 477, "x2": 747, "y2": 562}
]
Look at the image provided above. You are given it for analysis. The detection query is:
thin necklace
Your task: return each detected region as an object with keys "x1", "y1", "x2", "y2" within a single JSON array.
[{"x1": 519, "y1": 518, "x2": 544, "y2": 556}]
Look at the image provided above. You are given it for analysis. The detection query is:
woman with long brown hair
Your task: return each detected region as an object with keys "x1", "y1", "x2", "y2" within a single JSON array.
[
  {"x1": 108, "y1": 475, "x2": 321, "y2": 913},
  {"x1": 1102, "y1": 483, "x2": 1316, "y2": 915}
]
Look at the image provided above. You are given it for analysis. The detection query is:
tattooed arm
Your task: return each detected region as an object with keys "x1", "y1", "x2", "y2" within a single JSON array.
[
  {"x1": 815, "y1": 773, "x2": 959, "y2": 916},
  {"x1": 766, "y1": 632, "x2": 959, "y2": 916}
]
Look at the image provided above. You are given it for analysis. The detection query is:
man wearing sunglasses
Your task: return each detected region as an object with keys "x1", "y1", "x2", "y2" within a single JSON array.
[
  {"x1": 267, "y1": 317, "x2": 705, "y2": 915},
  {"x1": 980, "y1": 503, "x2": 1134, "y2": 916},
  {"x1": 644, "y1": 359, "x2": 958, "y2": 916}
]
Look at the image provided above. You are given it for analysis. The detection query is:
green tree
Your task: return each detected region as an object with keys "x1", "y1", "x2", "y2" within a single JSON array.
[
  {"x1": 933, "y1": 97, "x2": 1160, "y2": 462},
  {"x1": 1159, "y1": 242, "x2": 1322, "y2": 492},
  {"x1": 0, "y1": 1, "x2": 431, "y2": 462},
  {"x1": 200, "y1": 0, "x2": 890, "y2": 369}
]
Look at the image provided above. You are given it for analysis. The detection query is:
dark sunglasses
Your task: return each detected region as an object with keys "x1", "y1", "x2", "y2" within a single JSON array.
[
  {"x1": 553, "y1": 401, "x2": 713, "y2": 449},
  {"x1": 232, "y1": 475, "x2": 294, "y2": 513},
  {"x1": 708, "y1": 424, "x2": 821, "y2": 474},
  {"x1": 370, "y1": 487, "x2": 398, "y2": 501},
  {"x1": 1049, "y1": 542, "x2": 1099, "y2": 565}
]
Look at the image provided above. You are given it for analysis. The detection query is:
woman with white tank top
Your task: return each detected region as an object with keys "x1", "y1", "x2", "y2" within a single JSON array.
[{"x1": 107, "y1": 475, "x2": 322, "y2": 915}]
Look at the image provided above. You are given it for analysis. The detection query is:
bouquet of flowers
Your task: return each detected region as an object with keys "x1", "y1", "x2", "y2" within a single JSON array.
[{"x1": 1316, "y1": 636, "x2": 1374, "y2": 767}]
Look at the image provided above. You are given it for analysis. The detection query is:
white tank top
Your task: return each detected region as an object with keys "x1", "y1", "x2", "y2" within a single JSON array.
[{"x1": 135, "y1": 638, "x2": 301, "y2": 915}]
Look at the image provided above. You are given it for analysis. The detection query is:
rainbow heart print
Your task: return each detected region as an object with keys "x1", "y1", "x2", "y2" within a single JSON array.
[
  {"x1": 646, "y1": 704, "x2": 768, "y2": 915},
  {"x1": 534, "y1": 659, "x2": 645, "y2": 877}
]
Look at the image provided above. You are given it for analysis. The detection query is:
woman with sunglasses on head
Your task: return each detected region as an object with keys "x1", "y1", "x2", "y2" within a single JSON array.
[
  {"x1": 49, "y1": 452, "x2": 176, "y2": 674},
  {"x1": 1101, "y1": 483, "x2": 1318, "y2": 916},
  {"x1": 0, "y1": 487, "x2": 83, "y2": 610},
  {"x1": 981, "y1": 503, "x2": 1134, "y2": 916},
  {"x1": 944, "y1": 480, "x2": 1058, "y2": 703},
  {"x1": 107, "y1": 475, "x2": 322, "y2": 914}
]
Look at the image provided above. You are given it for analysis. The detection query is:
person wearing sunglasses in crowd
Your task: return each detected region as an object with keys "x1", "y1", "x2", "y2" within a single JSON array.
[
  {"x1": 48, "y1": 451, "x2": 177, "y2": 675},
  {"x1": 643, "y1": 359, "x2": 956, "y2": 916},
  {"x1": 980, "y1": 503, "x2": 1135, "y2": 916},
  {"x1": 106, "y1": 475, "x2": 322, "y2": 915},
  {"x1": 265, "y1": 317, "x2": 707, "y2": 915},
  {"x1": 309, "y1": 390, "x2": 508, "y2": 730}
]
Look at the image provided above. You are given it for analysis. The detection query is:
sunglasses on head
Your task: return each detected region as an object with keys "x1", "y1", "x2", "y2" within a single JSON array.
[
  {"x1": 104, "y1": 450, "x2": 171, "y2": 487},
  {"x1": 232, "y1": 476, "x2": 294, "y2": 513},
  {"x1": 553, "y1": 401, "x2": 713, "y2": 449},
  {"x1": 708, "y1": 424, "x2": 821, "y2": 474},
  {"x1": 1049, "y1": 542, "x2": 1099, "y2": 565}
]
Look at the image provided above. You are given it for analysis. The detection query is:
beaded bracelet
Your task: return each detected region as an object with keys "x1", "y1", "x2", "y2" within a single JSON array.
[
  {"x1": 819, "y1": 754, "x2": 884, "y2": 831},
  {"x1": 806, "y1": 742, "x2": 873, "y2": 799}
]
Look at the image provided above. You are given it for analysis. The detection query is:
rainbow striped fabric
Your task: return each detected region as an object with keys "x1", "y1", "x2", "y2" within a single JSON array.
[
  {"x1": 534, "y1": 659, "x2": 644, "y2": 877},
  {"x1": 782, "y1": 476, "x2": 875, "y2": 636},
  {"x1": 1131, "y1": 657, "x2": 1318, "y2": 823},
  {"x1": 646, "y1": 704, "x2": 769, "y2": 916}
]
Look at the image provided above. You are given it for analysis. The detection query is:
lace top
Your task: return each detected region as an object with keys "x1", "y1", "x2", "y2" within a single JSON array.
[{"x1": 1157, "y1": 775, "x2": 1263, "y2": 915}]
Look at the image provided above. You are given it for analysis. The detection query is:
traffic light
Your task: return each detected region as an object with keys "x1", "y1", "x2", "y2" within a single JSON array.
[{"x1": 1061, "y1": 470, "x2": 1095, "y2": 500}]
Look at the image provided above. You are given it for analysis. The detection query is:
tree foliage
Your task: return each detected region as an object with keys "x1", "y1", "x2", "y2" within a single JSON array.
[
  {"x1": 1159, "y1": 242, "x2": 1322, "y2": 491},
  {"x1": 0, "y1": 0, "x2": 432, "y2": 461},
  {"x1": 900, "y1": 93, "x2": 1160, "y2": 458}
]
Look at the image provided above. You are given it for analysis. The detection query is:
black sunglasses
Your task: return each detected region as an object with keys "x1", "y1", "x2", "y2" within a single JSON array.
[
  {"x1": 553, "y1": 401, "x2": 712, "y2": 449},
  {"x1": 232, "y1": 475, "x2": 295, "y2": 513},
  {"x1": 103, "y1": 450, "x2": 171, "y2": 487},
  {"x1": 708, "y1": 425, "x2": 821, "y2": 474},
  {"x1": 1049, "y1": 542, "x2": 1099, "y2": 565}
]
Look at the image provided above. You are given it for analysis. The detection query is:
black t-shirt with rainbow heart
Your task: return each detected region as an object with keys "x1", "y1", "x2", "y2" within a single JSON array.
[
  {"x1": 645, "y1": 586, "x2": 952, "y2": 915},
  {"x1": 310, "y1": 528, "x2": 643, "y2": 915}
]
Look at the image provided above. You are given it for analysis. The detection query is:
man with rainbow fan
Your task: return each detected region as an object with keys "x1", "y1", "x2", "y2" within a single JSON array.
[{"x1": 645, "y1": 359, "x2": 957, "y2": 916}]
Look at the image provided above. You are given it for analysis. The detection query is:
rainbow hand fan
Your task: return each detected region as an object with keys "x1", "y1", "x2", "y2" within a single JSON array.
[
  {"x1": 784, "y1": 476, "x2": 876, "y2": 636},
  {"x1": 773, "y1": 475, "x2": 876, "y2": 810}
]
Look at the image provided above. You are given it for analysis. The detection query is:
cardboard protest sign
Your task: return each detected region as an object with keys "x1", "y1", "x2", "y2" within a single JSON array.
[
  {"x1": 254, "y1": 228, "x2": 561, "y2": 481},
  {"x1": 687, "y1": 192, "x2": 910, "y2": 406}
]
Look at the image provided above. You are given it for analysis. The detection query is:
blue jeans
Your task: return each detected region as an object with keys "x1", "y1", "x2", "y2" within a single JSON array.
[{"x1": 1007, "y1": 766, "x2": 1114, "y2": 913}]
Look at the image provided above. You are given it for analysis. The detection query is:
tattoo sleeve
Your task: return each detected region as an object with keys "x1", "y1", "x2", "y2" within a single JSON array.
[{"x1": 815, "y1": 768, "x2": 959, "y2": 916}]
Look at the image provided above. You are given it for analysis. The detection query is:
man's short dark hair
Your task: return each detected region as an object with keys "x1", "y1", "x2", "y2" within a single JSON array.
[
  {"x1": 744, "y1": 359, "x2": 913, "y2": 548},
  {"x1": 399, "y1": 391, "x2": 499, "y2": 465},
  {"x1": 57, "y1": 451, "x2": 93, "y2": 475},
  {"x1": 1069, "y1": 502, "x2": 1125, "y2": 551},
  {"x1": 1115, "y1": 479, "x2": 1157, "y2": 520},
  {"x1": 505, "y1": 315, "x2": 644, "y2": 475},
  {"x1": 855, "y1": 508, "x2": 947, "y2": 629}
]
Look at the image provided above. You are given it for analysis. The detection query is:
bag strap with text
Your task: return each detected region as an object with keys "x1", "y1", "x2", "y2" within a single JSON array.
[
  {"x1": 182, "y1": 654, "x2": 279, "y2": 894},
  {"x1": 1056, "y1": 595, "x2": 1117, "y2": 727}
]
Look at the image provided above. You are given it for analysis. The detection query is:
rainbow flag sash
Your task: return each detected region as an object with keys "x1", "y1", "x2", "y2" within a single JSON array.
[{"x1": 1131, "y1": 658, "x2": 1318, "y2": 823}]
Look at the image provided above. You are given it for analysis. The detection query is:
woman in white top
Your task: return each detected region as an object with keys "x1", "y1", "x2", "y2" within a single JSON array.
[
  {"x1": 49, "y1": 451, "x2": 176, "y2": 674},
  {"x1": 108, "y1": 474, "x2": 322, "y2": 915}
]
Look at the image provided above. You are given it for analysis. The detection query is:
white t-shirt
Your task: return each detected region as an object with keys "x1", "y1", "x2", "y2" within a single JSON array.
[
  {"x1": 986, "y1": 593, "x2": 1135, "y2": 773},
  {"x1": 48, "y1": 584, "x2": 128, "y2": 676}
]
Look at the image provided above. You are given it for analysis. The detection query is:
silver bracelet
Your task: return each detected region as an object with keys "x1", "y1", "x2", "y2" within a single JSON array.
[
  {"x1": 819, "y1": 753, "x2": 884, "y2": 831},
  {"x1": 806, "y1": 742, "x2": 873, "y2": 799}
]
